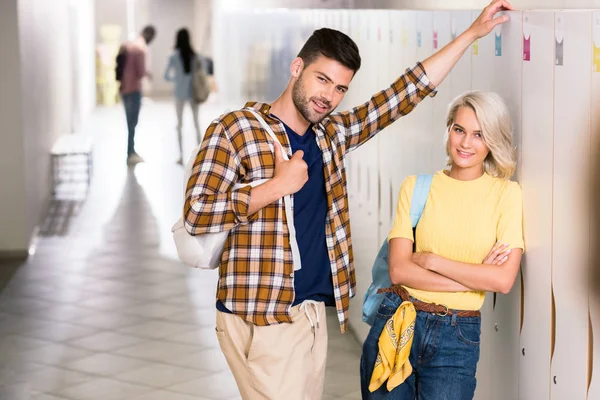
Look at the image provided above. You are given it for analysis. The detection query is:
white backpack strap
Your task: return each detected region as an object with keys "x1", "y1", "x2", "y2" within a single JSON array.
[{"x1": 246, "y1": 108, "x2": 302, "y2": 272}]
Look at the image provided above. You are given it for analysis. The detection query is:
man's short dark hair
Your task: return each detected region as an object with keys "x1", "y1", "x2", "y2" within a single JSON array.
[{"x1": 297, "y1": 28, "x2": 361, "y2": 73}]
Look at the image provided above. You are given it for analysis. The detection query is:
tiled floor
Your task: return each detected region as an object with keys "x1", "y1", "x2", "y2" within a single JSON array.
[{"x1": 0, "y1": 98, "x2": 362, "y2": 400}]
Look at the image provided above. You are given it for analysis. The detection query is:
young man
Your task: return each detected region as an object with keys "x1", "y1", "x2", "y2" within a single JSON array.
[
  {"x1": 184, "y1": 1, "x2": 513, "y2": 398},
  {"x1": 119, "y1": 25, "x2": 156, "y2": 166}
]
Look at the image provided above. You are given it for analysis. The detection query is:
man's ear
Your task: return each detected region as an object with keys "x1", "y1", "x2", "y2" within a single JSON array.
[{"x1": 290, "y1": 57, "x2": 304, "y2": 78}]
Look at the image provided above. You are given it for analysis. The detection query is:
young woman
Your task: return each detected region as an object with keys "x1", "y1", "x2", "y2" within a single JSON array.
[
  {"x1": 360, "y1": 91, "x2": 524, "y2": 399},
  {"x1": 164, "y1": 28, "x2": 203, "y2": 164}
]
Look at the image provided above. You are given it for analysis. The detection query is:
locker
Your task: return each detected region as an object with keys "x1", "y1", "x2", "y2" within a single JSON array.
[
  {"x1": 392, "y1": 10, "x2": 417, "y2": 201},
  {"x1": 344, "y1": 8, "x2": 363, "y2": 340},
  {"x1": 346, "y1": 10, "x2": 386, "y2": 342},
  {"x1": 519, "y1": 12, "x2": 555, "y2": 400},
  {"x1": 363, "y1": 10, "x2": 382, "y2": 264},
  {"x1": 588, "y1": 10, "x2": 600, "y2": 400},
  {"x1": 339, "y1": 9, "x2": 350, "y2": 36},
  {"x1": 430, "y1": 11, "x2": 453, "y2": 171},
  {"x1": 448, "y1": 12, "x2": 473, "y2": 100},
  {"x1": 376, "y1": 10, "x2": 394, "y2": 244},
  {"x1": 388, "y1": 10, "x2": 407, "y2": 210},
  {"x1": 483, "y1": 11, "x2": 524, "y2": 400},
  {"x1": 551, "y1": 11, "x2": 592, "y2": 400},
  {"x1": 411, "y1": 12, "x2": 433, "y2": 175},
  {"x1": 469, "y1": 13, "x2": 497, "y2": 400}
]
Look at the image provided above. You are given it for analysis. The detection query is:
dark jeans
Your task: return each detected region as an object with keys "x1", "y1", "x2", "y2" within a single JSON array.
[
  {"x1": 360, "y1": 292, "x2": 481, "y2": 400},
  {"x1": 122, "y1": 91, "x2": 142, "y2": 156}
]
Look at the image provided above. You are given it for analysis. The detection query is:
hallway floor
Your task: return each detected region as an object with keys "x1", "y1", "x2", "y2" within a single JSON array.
[{"x1": 0, "y1": 99, "x2": 362, "y2": 400}]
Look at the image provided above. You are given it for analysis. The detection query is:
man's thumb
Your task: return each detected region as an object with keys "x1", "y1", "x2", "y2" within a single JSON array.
[{"x1": 291, "y1": 150, "x2": 304, "y2": 160}]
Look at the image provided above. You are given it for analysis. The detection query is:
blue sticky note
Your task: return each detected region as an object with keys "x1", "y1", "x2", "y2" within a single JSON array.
[{"x1": 495, "y1": 33, "x2": 502, "y2": 56}]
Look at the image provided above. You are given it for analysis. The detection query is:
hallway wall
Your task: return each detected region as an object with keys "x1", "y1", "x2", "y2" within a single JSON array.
[
  {"x1": 0, "y1": 0, "x2": 28, "y2": 255},
  {"x1": 0, "y1": 0, "x2": 96, "y2": 256}
]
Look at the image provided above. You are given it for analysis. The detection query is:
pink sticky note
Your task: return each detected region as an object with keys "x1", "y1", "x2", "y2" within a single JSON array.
[{"x1": 523, "y1": 36, "x2": 531, "y2": 61}]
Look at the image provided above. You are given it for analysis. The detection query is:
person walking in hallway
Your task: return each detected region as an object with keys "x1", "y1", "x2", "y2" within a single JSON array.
[
  {"x1": 183, "y1": 1, "x2": 513, "y2": 398},
  {"x1": 164, "y1": 28, "x2": 204, "y2": 165},
  {"x1": 119, "y1": 25, "x2": 156, "y2": 166}
]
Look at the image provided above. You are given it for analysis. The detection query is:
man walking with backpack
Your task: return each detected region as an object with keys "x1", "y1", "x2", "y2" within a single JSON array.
[
  {"x1": 117, "y1": 25, "x2": 156, "y2": 166},
  {"x1": 183, "y1": 1, "x2": 512, "y2": 398}
]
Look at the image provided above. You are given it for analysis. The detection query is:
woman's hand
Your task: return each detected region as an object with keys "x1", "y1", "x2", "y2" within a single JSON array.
[{"x1": 482, "y1": 242, "x2": 512, "y2": 265}]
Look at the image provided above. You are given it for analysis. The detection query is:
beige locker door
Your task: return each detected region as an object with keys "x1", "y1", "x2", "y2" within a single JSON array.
[
  {"x1": 346, "y1": 10, "x2": 361, "y2": 212},
  {"x1": 345, "y1": 10, "x2": 364, "y2": 339},
  {"x1": 410, "y1": 11, "x2": 434, "y2": 174},
  {"x1": 347, "y1": 10, "x2": 383, "y2": 341},
  {"x1": 486, "y1": 11, "x2": 525, "y2": 400},
  {"x1": 430, "y1": 11, "x2": 452, "y2": 170},
  {"x1": 393, "y1": 11, "x2": 417, "y2": 195},
  {"x1": 339, "y1": 9, "x2": 351, "y2": 36},
  {"x1": 519, "y1": 12, "x2": 555, "y2": 400},
  {"x1": 469, "y1": 12, "x2": 495, "y2": 400},
  {"x1": 588, "y1": 10, "x2": 600, "y2": 400},
  {"x1": 364, "y1": 10, "x2": 382, "y2": 261},
  {"x1": 394, "y1": 11, "x2": 418, "y2": 183},
  {"x1": 551, "y1": 11, "x2": 592, "y2": 400},
  {"x1": 449, "y1": 11, "x2": 473, "y2": 100},
  {"x1": 377, "y1": 10, "x2": 395, "y2": 244},
  {"x1": 380, "y1": 10, "x2": 412, "y2": 247}
]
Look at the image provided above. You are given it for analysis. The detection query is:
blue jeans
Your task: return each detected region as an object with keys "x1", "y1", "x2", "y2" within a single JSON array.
[
  {"x1": 360, "y1": 292, "x2": 481, "y2": 400},
  {"x1": 122, "y1": 91, "x2": 142, "y2": 156}
]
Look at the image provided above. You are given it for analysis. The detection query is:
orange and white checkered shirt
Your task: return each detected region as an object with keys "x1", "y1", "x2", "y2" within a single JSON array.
[{"x1": 184, "y1": 62, "x2": 436, "y2": 333}]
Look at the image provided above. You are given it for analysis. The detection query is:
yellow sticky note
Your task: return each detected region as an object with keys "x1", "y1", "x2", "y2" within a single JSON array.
[
  {"x1": 472, "y1": 39, "x2": 479, "y2": 55},
  {"x1": 594, "y1": 44, "x2": 600, "y2": 72},
  {"x1": 402, "y1": 28, "x2": 407, "y2": 47}
]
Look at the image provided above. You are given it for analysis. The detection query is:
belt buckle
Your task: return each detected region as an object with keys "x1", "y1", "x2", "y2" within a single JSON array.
[{"x1": 436, "y1": 304, "x2": 449, "y2": 317}]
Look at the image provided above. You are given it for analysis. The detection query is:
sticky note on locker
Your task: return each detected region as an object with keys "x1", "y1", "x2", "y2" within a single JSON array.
[
  {"x1": 472, "y1": 39, "x2": 479, "y2": 55},
  {"x1": 494, "y1": 25, "x2": 502, "y2": 56},
  {"x1": 555, "y1": 15, "x2": 564, "y2": 66},
  {"x1": 495, "y1": 33, "x2": 502, "y2": 56},
  {"x1": 523, "y1": 16, "x2": 531, "y2": 61}
]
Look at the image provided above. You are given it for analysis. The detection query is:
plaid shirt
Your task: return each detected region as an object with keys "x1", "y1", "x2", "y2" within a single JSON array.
[{"x1": 184, "y1": 62, "x2": 436, "y2": 333}]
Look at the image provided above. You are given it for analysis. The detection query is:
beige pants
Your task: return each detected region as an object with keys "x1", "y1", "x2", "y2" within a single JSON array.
[{"x1": 216, "y1": 301, "x2": 328, "y2": 400}]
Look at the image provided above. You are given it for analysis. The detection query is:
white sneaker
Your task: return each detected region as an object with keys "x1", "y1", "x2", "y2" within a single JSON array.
[{"x1": 127, "y1": 153, "x2": 144, "y2": 166}]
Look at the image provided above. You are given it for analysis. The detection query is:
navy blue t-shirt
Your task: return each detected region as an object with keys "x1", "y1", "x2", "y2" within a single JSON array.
[
  {"x1": 216, "y1": 117, "x2": 334, "y2": 314},
  {"x1": 277, "y1": 118, "x2": 334, "y2": 307}
]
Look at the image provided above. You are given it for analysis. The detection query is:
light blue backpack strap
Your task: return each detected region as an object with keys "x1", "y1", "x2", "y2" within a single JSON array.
[
  {"x1": 362, "y1": 174, "x2": 434, "y2": 326},
  {"x1": 409, "y1": 174, "x2": 433, "y2": 228}
]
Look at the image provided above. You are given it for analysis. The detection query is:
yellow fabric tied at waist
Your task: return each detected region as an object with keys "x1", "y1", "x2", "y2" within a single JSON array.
[{"x1": 369, "y1": 301, "x2": 417, "y2": 393}]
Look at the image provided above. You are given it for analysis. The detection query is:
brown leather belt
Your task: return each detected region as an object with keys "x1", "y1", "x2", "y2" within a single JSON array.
[{"x1": 377, "y1": 285, "x2": 481, "y2": 318}]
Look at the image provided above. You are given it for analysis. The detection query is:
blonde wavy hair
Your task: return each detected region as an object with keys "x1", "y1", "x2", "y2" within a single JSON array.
[{"x1": 445, "y1": 91, "x2": 517, "y2": 179}]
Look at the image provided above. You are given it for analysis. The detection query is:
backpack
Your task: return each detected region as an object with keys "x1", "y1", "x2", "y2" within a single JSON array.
[
  {"x1": 204, "y1": 57, "x2": 214, "y2": 76},
  {"x1": 192, "y1": 58, "x2": 211, "y2": 104},
  {"x1": 115, "y1": 46, "x2": 127, "y2": 82},
  {"x1": 362, "y1": 174, "x2": 433, "y2": 326},
  {"x1": 171, "y1": 108, "x2": 301, "y2": 270}
]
